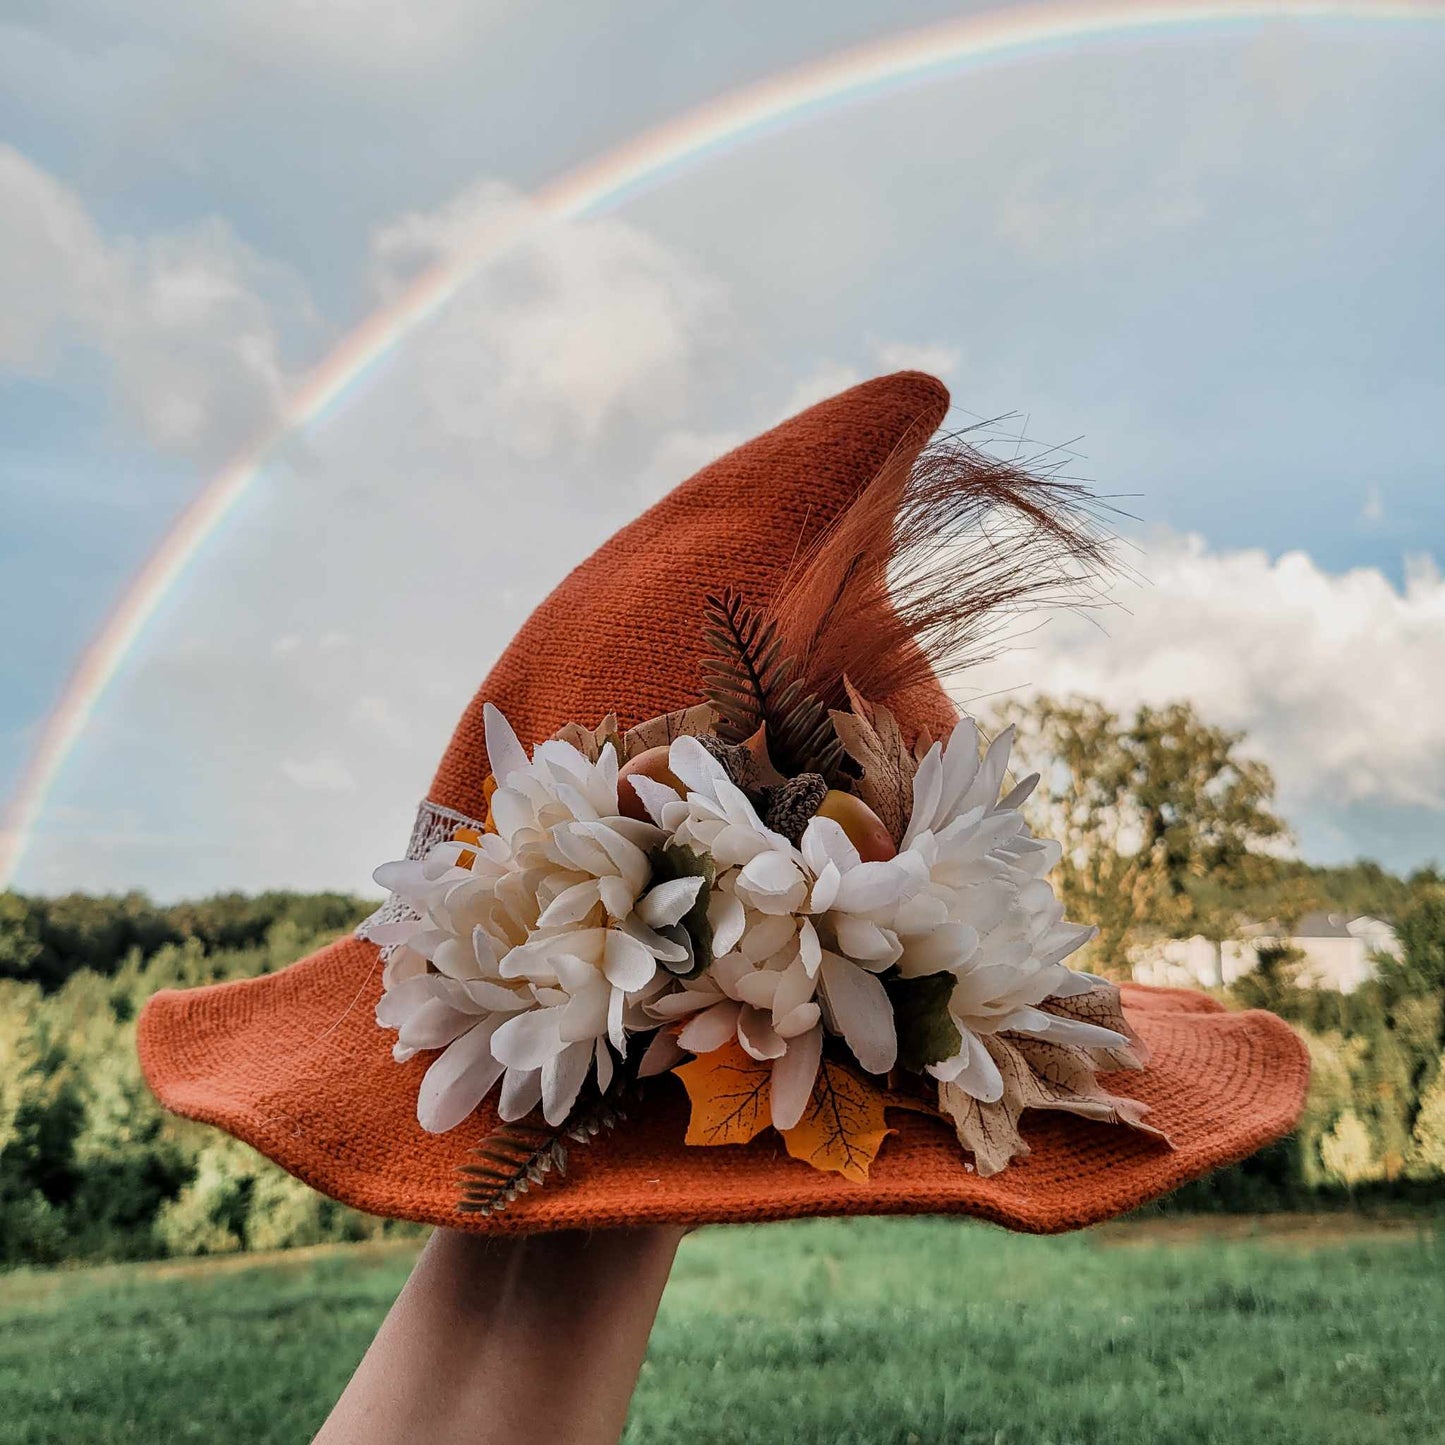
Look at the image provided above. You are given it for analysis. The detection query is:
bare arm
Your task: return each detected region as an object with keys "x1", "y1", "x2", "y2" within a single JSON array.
[{"x1": 315, "y1": 1225, "x2": 685, "y2": 1445}]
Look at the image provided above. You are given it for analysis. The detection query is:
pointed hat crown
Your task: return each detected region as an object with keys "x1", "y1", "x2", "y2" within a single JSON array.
[{"x1": 430, "y1": 371, "x2": 954, "y2": 819}]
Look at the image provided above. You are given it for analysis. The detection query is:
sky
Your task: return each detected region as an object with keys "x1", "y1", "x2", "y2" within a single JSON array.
[{"x1": 2, "y1": 0, "x2": 1443, "y2": 899}]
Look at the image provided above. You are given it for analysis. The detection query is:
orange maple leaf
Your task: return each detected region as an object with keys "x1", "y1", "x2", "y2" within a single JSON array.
[
  {"x1": 675, "y1": 1041, "x2": 773, "y2": 1147},
  {"x1": 781, "y1": 1057, "x2": 894, "y2": 1183}
]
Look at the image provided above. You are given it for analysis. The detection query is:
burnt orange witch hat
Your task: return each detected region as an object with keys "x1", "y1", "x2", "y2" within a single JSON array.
[{"x1": 139, "y1": 373, "x2": 1308, "y2": 1234}]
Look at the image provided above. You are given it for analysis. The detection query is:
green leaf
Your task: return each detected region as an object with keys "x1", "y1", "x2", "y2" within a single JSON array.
[
  {"x1": 885, "y1": 973, "x2": 962, "y2": 1072},
  {"x1": 649, "y1": 843, "x2": 715, "y2": 978}
]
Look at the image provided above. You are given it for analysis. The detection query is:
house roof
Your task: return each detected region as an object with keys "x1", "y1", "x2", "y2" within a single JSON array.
[{"x1": 1291, "y1": 911, "x2": 1354, "y2": 939}]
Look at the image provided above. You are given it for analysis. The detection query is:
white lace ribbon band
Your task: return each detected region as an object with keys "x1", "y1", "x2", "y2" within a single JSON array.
[{"x1": 356, "y1": 798, "x2": 487, "y2": 948}]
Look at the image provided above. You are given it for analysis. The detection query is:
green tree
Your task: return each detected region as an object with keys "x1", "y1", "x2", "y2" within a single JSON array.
[
  {"x1": 1384, "y1": 891, "x2": 1445, "y2": 997},
  {"x1": 990, "y1": 695, "x2": 1287, "y2": 970},
  {"x1": 1319, "y1": 1109, "x2": 1385, "y2": 1191}
]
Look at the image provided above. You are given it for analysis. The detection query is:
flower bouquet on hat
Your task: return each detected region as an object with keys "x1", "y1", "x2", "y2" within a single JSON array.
[{"x1": 139, "y1": 372, "x2": 1308, "y2": 1234}]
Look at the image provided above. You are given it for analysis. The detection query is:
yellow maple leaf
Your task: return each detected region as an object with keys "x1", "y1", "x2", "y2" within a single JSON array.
[
  {"x1": 675, "y1": 1041, "x2": 773, "y2": 1147},
  {"x1": 781, "y1": 1057, "x2": 894, "y2": 1183}
]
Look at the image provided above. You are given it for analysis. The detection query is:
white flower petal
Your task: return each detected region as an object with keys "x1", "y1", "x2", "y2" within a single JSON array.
[
  {"x1": 498, "y1": 1066, "x2": 543, "y2": 1121},
  {"x1": 542, "y1": 1040, "x2": 593, "y2": 1125},
  {"x1": 637, "y1": 875, "x2": 705, "y2": 929},
  {"x1": 375, "y1": 973, "x2": 441, "y2": 1030},
  {"x1": 416, "y1": 1021, "x2": 505, "y2": 1133},
  {"x1": 797, "y1": 917, "x2": 823, "y2": 977},
  {"x1": 809, "y1": 861, "x2": 841, "y2": 914},
  {"x1": 536, "y1": 879, "x2": 603, "y2": 928},
  {"x1": 738, "y1": 849, "x2": 804, "y2": 897},
  {"x1": 558, "y1": 984, "x2": 609, "y2": 1043},
  {"x1": 637, "y1": 1028, "x2": 687, "y2": 1077},
  {"x1": 483, "y1": 701, "x2": 532, "y2": 786},
  {"x1": 831, "y1": 860, "x2": 914, "y2": 915},
  {"x1": 490, "y1": 1007, "x2": 565, "y2": 1071},
  {"x1": 930, "y1": 1029, "x2": 1003, "y2": 1103},
  {"x1": 801, "y1": 816, "x2": 861, "y2": 875},
  {"x1": 819, "y1": 953, "x2": 897, "y2": 1074},
  {"x1": 678, "y1": 999, "x2": 743, "y2": 1053},
  {"x1": 603, "y1": 928, "x2": 657, "y2": 991},
  {"x1": 623, "y1": 776, "x2": 678, "y2": 831},
  {"x1": 775, "y1": 1000, "x2": 822, "y2": 1038},
  {"x1": 737, "y1": 1005, "x2": 786, "y2": 1060},
  {"x1": 608, "y1": 983, "x2": 627, "y2": 1054},
  {"x1": 669, "y1": 734, "x2": 729, "y2": 794},
  {"x1": 619, "y1": 915, "x2": 689, "y2": 966},
  {"x1": 381, "y1": 946, "x2": 427, "y2": 990},
  {"x1": 769, "y1": 1024, "x2": 822, "y2": 1130},
  {"x1": 935, "y1": 715, "x2": 981, "y2": 824},
  {"x1": 594, "y1": 1038, "x2": 616, "y2": 1093},
  {"x1": 709, "y1": 891, "x2": 747, "y2": 958},
  {"x1": 733, "y1": 968, "x2": 780, "y2": 1009},
  {"x1": 646, "y1": 987, "x2": 721, "y2": 1020},
  {"x1": 833, "y1": 916, "x2": 902, "y2": 965},
  {"x1": 396, "y1": 995, "x2": 483, "y2": 1052},
  {"x1": 903, "y1": 740, "x2": 944, "y2": 848}
]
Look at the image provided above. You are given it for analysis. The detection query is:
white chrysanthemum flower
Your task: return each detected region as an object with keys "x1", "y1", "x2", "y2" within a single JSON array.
[
  {"x1": 883, "y1": 716, "x2": 1122, "y2": 1104},
  {"x1": 374, "y1": 704, "x2": 701, "y2": 1131},
  {"x1": 634, "y1": 736, "x2": 919, "y2": 1129}
]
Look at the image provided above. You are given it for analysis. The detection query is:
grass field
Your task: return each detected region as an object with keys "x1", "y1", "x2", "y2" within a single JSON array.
[{"x1": 1, "y1": 1216, "x2": 1441, "y2": 1444}]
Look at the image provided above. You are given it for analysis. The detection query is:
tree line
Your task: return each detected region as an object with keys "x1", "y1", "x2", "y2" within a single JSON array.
[{"x1": 1, "y1": 696, "x2": 1441, "y2": 1266}]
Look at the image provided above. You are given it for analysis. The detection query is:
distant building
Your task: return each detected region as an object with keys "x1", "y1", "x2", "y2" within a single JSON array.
[{"x1": 1130, "y1": 912, "x2": 1401, "y2": 994}]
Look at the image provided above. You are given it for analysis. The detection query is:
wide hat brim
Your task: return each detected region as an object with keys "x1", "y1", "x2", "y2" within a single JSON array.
[{"x1": 139, "y1": 935, "x2": 1308, "y2": 1234}]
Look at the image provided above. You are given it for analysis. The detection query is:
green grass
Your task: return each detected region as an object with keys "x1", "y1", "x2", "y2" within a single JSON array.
[{"x1": 1, "y1": 1217, "x2": 1441, "y2": 1444}]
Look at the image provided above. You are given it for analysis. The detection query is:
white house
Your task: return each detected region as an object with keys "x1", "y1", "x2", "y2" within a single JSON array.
[{"x1": 1130, "y1": 912, "x2": 1402, "y2": 994}]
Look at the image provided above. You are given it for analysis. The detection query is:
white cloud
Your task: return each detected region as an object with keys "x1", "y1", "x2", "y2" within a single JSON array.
[
  {"x1": 367, "y1": 181, "x2": 725, "y2": 459},
  {"x1": 0, "y1": 145, "x2": 112, "y2": 370},
  {"x1": 0, "y1": 144, "x2": 301, "y2": 461},
  {"x1": 15, "y1": 180, "x2": 745, "y2": 896},
  {"x1": 281, "y1": 754, "x2": 358, "y2": 793},
  {"x1": 18, "y1": 1, "x2": 514, "y2": 75},
  {"x1": 870, "y1": 341, "x2": 961, "y2": 378},
  {"x1": 964, "y1": 532, "x2": 1445, "y2": 837}
]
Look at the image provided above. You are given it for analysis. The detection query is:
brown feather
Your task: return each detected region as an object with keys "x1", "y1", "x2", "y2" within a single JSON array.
[{"x1": 764, "y1": 429, "x2": 1117, "y2": 712}]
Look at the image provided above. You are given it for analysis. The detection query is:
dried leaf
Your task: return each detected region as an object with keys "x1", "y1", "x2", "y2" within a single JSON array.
[
  {"x1": 1041, "y1": 983, "x2": 1150, "y2": 1070},
  {"x1": 938, "y1": 1076, "x2": 1029, "y2": 1178},
  {"x1": 913, "y1": 727, "x2": 936, "y2": 764},
  {"x1": 829, "y1": 682, "x2": 917, "y2": 842},
  {"x1": 552, "y1": 713, "x2": 622, "y2": 764},
  {"x1": 780, "y1": 1056, "x2": 894, "y2": 1182},
  {"x1": 621, "y1": 704, "x2": 718, "y2": 760},
  {"x1": 1006, "y1": 1035, "x2": 1100, "y2": 1096},
  {"x1": 885, "y1": 973, "x2": 963, "y2": 1072},
  {"x1": 552, "y1": 722, "x2": 599, "y2": 761},
  {"x1": 738, "y1": 725, "x2": 789, "y2": 788},
  {"x1": 1004, "y1": 1034, "x2": 1168, "y2": 1140},
  {"x1": 938, "y1": 1027, "x2": 1169, "y2": 1179},
  {"x1": 675, "y1": 1040, "x2": 773, "y2": 1147}
]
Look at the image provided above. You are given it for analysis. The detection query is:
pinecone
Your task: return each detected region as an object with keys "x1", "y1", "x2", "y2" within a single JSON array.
[{"x1": 760, "y1": 773, "x2": 828, "y2": 844}]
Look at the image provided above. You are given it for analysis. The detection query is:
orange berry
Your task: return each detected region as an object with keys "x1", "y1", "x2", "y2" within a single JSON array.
[
  {"x1": 814, "y1": 790, "x2": 897, "y2": 862},
  {"x1": 617, "y1": 746, "x2": 685, "y2": 821}
]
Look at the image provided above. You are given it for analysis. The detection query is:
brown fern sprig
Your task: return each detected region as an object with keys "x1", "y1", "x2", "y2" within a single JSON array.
[
  {"x1": 700, "y1": 590, "x2": 847, "y2": 785},
  {"x1": 456, "y1": 1087, "x2": 633, "y2": 1217}
]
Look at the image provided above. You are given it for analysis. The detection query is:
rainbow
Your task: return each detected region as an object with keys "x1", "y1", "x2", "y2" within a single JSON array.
[{"x1": 3, "y1": 0, "x2": 1441, "y2": 887}]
